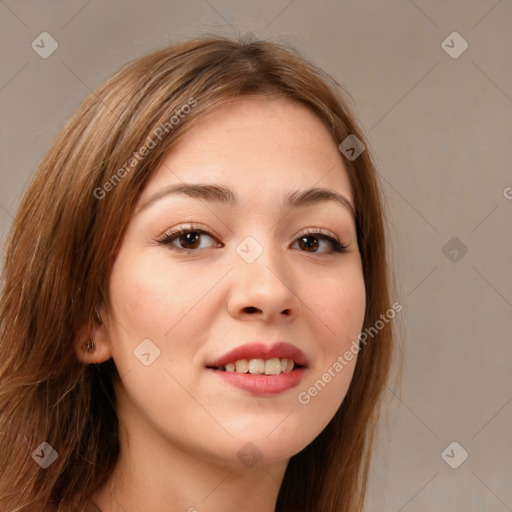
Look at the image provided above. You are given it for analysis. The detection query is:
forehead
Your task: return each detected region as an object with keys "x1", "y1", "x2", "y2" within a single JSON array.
[{"x1": 142, "y1": 97, "x2": 353, "y2": 204}]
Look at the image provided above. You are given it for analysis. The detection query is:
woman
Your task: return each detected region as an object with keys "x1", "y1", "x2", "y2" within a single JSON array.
[{"x1": 0, "y1": 35, "x2": 395, "y2": 511}]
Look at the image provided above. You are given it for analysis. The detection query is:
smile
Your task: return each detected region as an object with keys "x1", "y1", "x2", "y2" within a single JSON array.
[{"x1": 206, "y1": 342, "x2": 308, "y2": 396}]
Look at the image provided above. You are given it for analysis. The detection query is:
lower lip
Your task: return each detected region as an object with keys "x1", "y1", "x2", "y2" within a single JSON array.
[{"x1": 209, "y1": 368, "x2": 307, "y2": 396}]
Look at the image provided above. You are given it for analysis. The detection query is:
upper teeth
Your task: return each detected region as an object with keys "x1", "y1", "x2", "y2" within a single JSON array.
[{"x1": 223, "y1": 358, "x2": 294, "y2": 374}]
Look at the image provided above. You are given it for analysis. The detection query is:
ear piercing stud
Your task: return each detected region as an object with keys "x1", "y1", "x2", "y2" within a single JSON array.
[
  {"x1": 83, "y1": 308, "x2": 101, "y2": 353},
  {"x1": 84, "y1": 340, "x2": 95, "y2": 353}
]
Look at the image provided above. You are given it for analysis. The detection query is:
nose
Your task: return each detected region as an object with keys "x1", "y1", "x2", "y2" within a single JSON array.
[{"x1": 227, "y1": 240, "x2": 301, "y2": 323}]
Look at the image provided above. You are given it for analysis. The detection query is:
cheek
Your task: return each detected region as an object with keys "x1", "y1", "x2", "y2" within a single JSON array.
[
  {"x1": 308, "y1": 263, "x2": 367, "y2": 347},
  {"x1": 293, "y1": 265, "x2": 365, "y2": 428},
  {"x1": 108, "y1": 255, "x2": 204, "y2": 337},
  {"x1": 105, "y1": 254, "x2": 214, "y2": 420},
  {"x1": 107, "y1": 253, "x2": 226, "y2": 375}
]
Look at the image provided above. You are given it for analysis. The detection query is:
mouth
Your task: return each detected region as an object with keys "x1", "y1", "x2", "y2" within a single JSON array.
[{"x1": 205, "y1": 341, "x2": 308, "y2": 396}]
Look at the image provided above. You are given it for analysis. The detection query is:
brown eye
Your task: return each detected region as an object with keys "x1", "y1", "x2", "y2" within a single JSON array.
[
  {"x1": 157, "y1": 228, "x2": 221, "y2": 252},
  {"x1": 292, "y1": 231, "x2": 348, "y2": 254},
  {"x1": 177, "y1": 231, "x2": 201, "y2": 250},
  {"x1": 298, "y1": 235, "x2": 319, "y2": 252}
]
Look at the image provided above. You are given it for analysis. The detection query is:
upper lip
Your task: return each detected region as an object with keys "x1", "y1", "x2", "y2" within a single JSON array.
[{"x1": 206, "y1": 341, "x2": 309, "y2": 368}]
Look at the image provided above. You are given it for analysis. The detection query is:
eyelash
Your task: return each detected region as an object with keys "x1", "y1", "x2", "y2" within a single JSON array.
[{"x1": 155, "y1": 224, "x2": 348, "y2": 255}]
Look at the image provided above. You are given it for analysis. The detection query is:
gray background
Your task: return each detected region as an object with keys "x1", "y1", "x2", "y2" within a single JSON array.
[{"x1": 1, "y1": 1, "x2": 511, "y2": 510}]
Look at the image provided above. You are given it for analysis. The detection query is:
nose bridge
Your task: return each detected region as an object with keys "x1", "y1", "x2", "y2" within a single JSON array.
[{"x1": 228, "y1": 232, "x2": 300, "y2": 319}]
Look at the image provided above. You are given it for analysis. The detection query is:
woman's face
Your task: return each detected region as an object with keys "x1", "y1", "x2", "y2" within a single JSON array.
[{"x1": 104, "y1": 97, "x2": 366, "y2": 467}]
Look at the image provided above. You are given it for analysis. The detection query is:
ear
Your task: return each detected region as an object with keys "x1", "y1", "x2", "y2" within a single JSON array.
[{"x1": 74, "y1": 306, "x2": 112, "y2": 364}]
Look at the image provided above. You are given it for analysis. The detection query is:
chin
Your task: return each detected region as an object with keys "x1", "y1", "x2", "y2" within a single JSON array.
[{"x1": 192, "y1": 427, "x2": 312, "y2": 469}]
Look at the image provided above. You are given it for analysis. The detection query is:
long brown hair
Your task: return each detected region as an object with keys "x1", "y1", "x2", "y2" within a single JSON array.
[{"x1": 0, "y1": 34, "x2": 395, "y2": 511}]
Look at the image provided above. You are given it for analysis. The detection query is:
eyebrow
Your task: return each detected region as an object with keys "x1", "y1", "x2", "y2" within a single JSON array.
[{"x1": 136, "y1": 183, "x2": 355, "y2": 217}]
